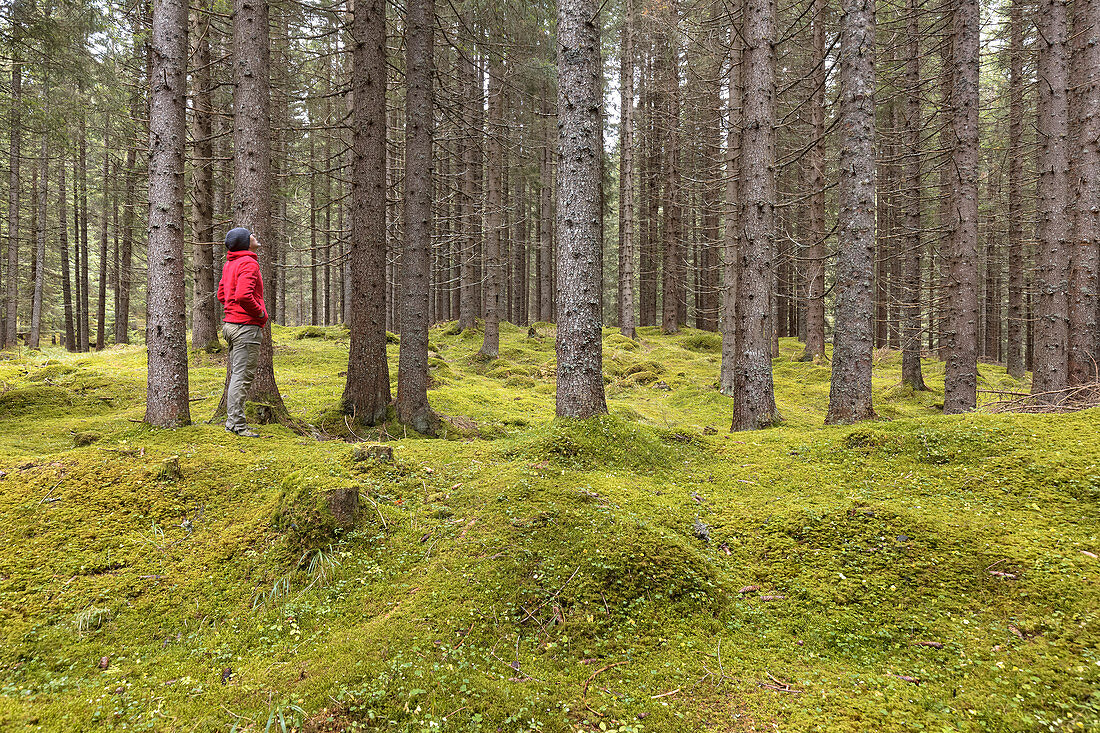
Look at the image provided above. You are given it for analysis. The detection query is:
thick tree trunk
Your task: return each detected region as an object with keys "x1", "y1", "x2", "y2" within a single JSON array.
[
  {"x1": 396, "y1": 0, "x2": 438, "y2": 435},
  {"x1": 1005, "y1": 0, "x2": 1026, "y2": 379},
  {"x1": 1032, "y1": 0, "x2": 1071, "y2": 397},
  {"x1": 825, "y1": 0, "x2": 878, "y2": 424},
  {"x1": 145, "y1": 0, "x2": 191, "y2": 427},
  {"x1": 1068, "y1": 0, "x2": 1099, "y2": 384},
  {"x1": 480, "y1": 51, "x2": 504, "y2": 358},
  {"x1": 343, "y1": 0, "x2": 391, "y2": 425},
  {"x1": 943, "y1": 0, "x2": 980, "y2": 413},
  {"x1": 901, "y1": 0, "x2": 926, "y2": 390},
  {"x1": 217, "y1": 0, "x2": 289, "y2": 423},
  {"x1": 618, "y1": 0, "x2": 637, "y2": 339},
  {"x1": 556, "y1": 0, "x2": 609, "y2": 418},
  {"x1": 732, "y1": 0, "x2": 779, "y2": 430},
  {"x1": 190, "y1": 0, "x2": 219, "y2": 352}
]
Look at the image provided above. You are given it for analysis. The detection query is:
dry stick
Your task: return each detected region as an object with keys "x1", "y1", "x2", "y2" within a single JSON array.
[
  {"x1": 651, "y1": 688, "x2": 680, "y2": 699},
  {"x1": 582, "y1": 661, "x2": 627, "y2": 717},
  {"x1": 363, "y1": 494, "x2": 387, "y2": 530},
  {"x1": 38, "y1": 477, "x2": 65, "y2": 504}
]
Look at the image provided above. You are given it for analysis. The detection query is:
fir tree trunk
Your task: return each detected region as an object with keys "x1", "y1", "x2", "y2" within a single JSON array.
[
  {"x1": 732, "y1": 0, "x2": 779, "y2": 430},
  {"x1": 825, "y1": 0, "x2": 877, "y2": 424},
  {"x1": 396, "y1": 0, "x2": 438, "y2": 434},
  {"x1": 801, "y1": 0, "x2": 827, "y2": 361},
  {"x1": 96, "y1": 115, "x2": 109, "y2": 350},
  {"x1": 343, "y1": 0, "x2": 391, "y2": 425},
  {"x1": 29, "y1": 134, "x2": 47, "y2": 350},
  {"x1": 4, "y1": 11, "x2": 22, "y2": 346},
  {"x1": 719, "y1": 29, "x2": 742, "y2": 395},
  {"x1": 556, "y1": 0, "x2": 609, "y2": 418},
  {"x1": 60, "y1": 158, "x2": 76, "y2": 350},
  {"x1": 901, "y1": 0, "x2": 926, "y2": 390},
  {"x1": 145, "y1": 0, "x2": 191, "y2": 427},
  {"x1": 190, "y1": 0, "x2": 219, "y2": 352},
  {"x1": 618, "y1": 0, "x2": 637, "y2": 339},
  {"x1": 480, "y1": 50, "x2": 504, "y2": 358},
  {"x1": 1005, "y1": 0, "x2": 1026, "y2": 379}
]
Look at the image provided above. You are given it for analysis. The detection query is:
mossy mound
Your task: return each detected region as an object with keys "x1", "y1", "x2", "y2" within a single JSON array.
[
  {"x1": 603, "y1": 331, "x2": 639, "y2": 351},
  {"x1": 272, "y1": 469, "x2": 361, "y2": 552},
  {"x1": 27, "y1": 364, "x2": 78, "y2": 382},
  {"x1": 624, "y1": 359, "x2": 665, "y2": 377},
  {"x1": 505, "y1": 414, "x2": 673, "y2": 470},
  {"x1": 295, "y1": 325, "x2": 348, "y2": 340},
  {"x1": 681, "y1": 331, "x2": 722, "y2": 352},
  {"x1": 0, "y1": 385, "x2": 84, "y2": 417}
]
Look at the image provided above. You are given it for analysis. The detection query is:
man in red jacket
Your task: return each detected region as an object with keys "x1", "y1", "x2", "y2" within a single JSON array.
[{"x1": 217, "y1": 227, "x2": 269, "y2": 437}]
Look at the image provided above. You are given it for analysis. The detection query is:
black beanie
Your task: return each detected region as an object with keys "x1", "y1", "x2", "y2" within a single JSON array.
[{"x1": 226, "y1": 227, "x2": 251, "y2": 252}]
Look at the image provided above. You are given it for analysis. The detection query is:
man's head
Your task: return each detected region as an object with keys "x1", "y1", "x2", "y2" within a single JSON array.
[{"x1": 226, "y1": 227, "x2": 252, "y2": 252}]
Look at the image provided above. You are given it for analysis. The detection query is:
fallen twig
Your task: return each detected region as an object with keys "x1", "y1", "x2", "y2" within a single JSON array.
[
  {"x1": 651, "y1": 688, "x2": 680, "y2": 699},
  {"x1": 582, "y1": 661, "x2": 627, "y2": 717},
  {"x1": 38, "y1": 478, "x2": 65, "y2": 505}
]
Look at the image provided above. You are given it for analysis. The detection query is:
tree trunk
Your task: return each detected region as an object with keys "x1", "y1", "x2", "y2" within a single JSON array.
[
  {"x1": 396, "y1": 0, "x2": 438, "y2": 435},
  {"x1": 825, "y1": 0, "x2": 878, "y2": 424},
  {"x1": 4, "y1": 11, "x2": 22, "y2": 346},
  {"x1": 217, "y1": 0, "x2": 289, "y2": 423},
  {"x1": 719, "y1": 28, "x2": 742, "y2": 394},
  {"x1": 732, "y1": 0, "x2": 779, "y2": 430},
  {"x1": 1005, "y1": 0, "x2": 1026, "y2": 379},
  {"x1": 480, "y1": 50, "x2": 504, "y2": 358},
  {"x1": 943, "y1": 0, "x2": 980, "y2": 413},
  {"x1": 1068, "y1": 0, "x2": 1099, "y2": 384},
  {"x1": 556, "y1": 0, "x2": 609, "y2": 418},
  {"x1": 190, "y1": 0, "x2": 219, "y2": 352},
  {"x1": 540, "y1": 114, "x2": 554, "y2": 322},
  {"x1": 29, "y1": 135, "x2": 47, "y2": 350},
  {"x1": 145, "y1": 0, "x2": 191, "y2": 427},
  {"x1": 900, "y1": 0, "x2": 926, "y2": 389},
  {"x1": 801, "y1": 0, "x2": 827, "y2": 361},
  {"x1": 78, "y1": 115, "x2": 90, "y2": 352},
  {"x1": 60, "y1": 156, "x2": 76, "y2": 350},
  {"x1": 343, "y1": 0, "x2": 391, "y2": 425},
  {"x1": 661, "y1": 10, "x2": 682, "y2": 336},
  {"x1": 1032, "y1": 0, "x2": 1071, "y2": 397},
  {"x1": 618, "y1": 0, "x2": 637, "y2": 339},
  {"x1": 458, "y1": 37, "x2": 479, "y2": 331},
  {"x1": 97, "y1": 114, "x2": 110, "y2": 350}
]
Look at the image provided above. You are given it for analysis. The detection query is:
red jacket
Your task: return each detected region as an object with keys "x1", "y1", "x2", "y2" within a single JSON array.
[{"x1": 218, "y1": 250, "x2": 268, "y2": 326}]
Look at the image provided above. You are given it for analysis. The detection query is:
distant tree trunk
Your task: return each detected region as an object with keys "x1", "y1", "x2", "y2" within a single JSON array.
[
  {"x1": 480, "y1": 50, "x2": 504, "y2": 359},
  {"x1": 731, "y1": 0, "x2": 779, "y2": 430},
  {"x1": 900, "y1": 0, "x2": 926, "y2": 390},
  {"x1": 639, "y1": 51, "x2": 658, "y2": 328},
  {"x1": 60, "y1": 157, "x2": 76, "y2": 350},
  {"x1": 1032, "y1": 0, "x2": 1071, "y2": 398},
  {"x1": 943, "y1": 0, "x2": 980, "y2": 413},
  {"x1": 4, "y1": 10, "x2": 22, "y2": 347},
  {"x1": 217, "y1": 0, "x2": 289, "y2": 423},
  {"x1": 539, "y1": 112, "x2": 554, "y2": 322},
  {"x1": 458, "y1": 37, "x2": 479, "y2": 331},
  {"x1": 1068, "y1": 0, "x2": 1099, "y2": 385},
  {"x1": 97, "y1": 115, "x2": 110, "y2": 350},
  {"x1": 78, "y1": 116, "x2": 90, "y2": 352},
  {"x1": 801, "y1": 0, "x2": 827, "y2": 361},
  {"x1": 343, "y1": 0, "x2": 391, "y2": 425},
  {"x1": 190, "y1": 0, "x2": 219, "y2": 352},
  {"x1": 396, "y1": 0, "x2": 438, "y2": 434},
  {"x1": 825, "y1": 0, "x2": 877, "y2": 424},
  {"x1": 618, "y1": 0, "x2": 637, "y2": 339},
  {"x1": 661, "y1": 11, "x2": 683, "y2": 336},
  {"x1": 556, "y1": 0, "x2": 608, "y2": 418},
  {"x1": 1005, "y1": 0, "x2": 1026, "y2": 379},
  {"x1": 145, "y1": 0, "x2": 191, "y2": 427},
  {"x1": 512, "y1": 173, "x2": 527, "y2": 325},
  {"x1": 29, "y1": 135, "x2": 47, "y2": 350},
  {"x1": 719, "y1": 28, "x2": 742, "y2": 394}
]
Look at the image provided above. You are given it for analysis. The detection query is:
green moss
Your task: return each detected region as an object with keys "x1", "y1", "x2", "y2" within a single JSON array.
[
  {"x1": 681, "y1": 330, "x2": 722, "y2": 352},
  {"x1": 505, "y1": 414, "x2": 673, "y2": 470}
]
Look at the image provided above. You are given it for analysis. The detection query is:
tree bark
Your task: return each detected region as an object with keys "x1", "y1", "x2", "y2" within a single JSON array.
[
  {"x1": 1032, "y1": 0, "x2": 1071, "y2": 397},
  {"x1": 719, "y1": 27, "x2": 742, "y2": 395},
  {"x1": 825, "y1": 0, "x2": 878, "y2": 424},
  {"x1": 78, "y1": 114, "x2": 90, "y2": 352},
  {"x1": 661, "y1": 8, "x2": 682, "y2": 336},
  {"x1": 97, "y1": 114, "x2": 110, "y2": 350},
  {"x1": 145, "y1": 0, "x2": 191, "y2": 427},
  {"x1": 396, "y1": 0, "x2": 438, "y2": 434},
  {"x1": 1068, "y1": 0, "x2": 1099, "y2": 384},
  {"x1": 900, "y1": 0, "x2": 926, "y2": 389},
  {"x1": 480, "y1": 49, "x2": 505, "y2": 358},
  {"x1": 732, "y1": 0, "x2": 779, "y2": 430},
  {"x1": 343, "y1": 0, "x2": 392, "y2": 425},
  {"x1": 1005, "y1": 0, "x2": 1026, "y2": 379},
  {"x1": 4, "y1": 7, "x2": 22, "y2": 346},
  {"x1": 556, "y1": 0, "x2": 609, "y2": 418},
  {"x1": 60, "y1": 156, "x2": 76, "y2": 350},
  {"x1": 190, "y1": 0, "x2": 219, "y2": 352},
  {"x1": 28, "y1": 134, "x2": 47, "y2": 350},
  {"x1": 458, "y1": 35, "x2": 479, "y2": 331},
  {"x1": 801, "y1": 0, "x2": 827, "y2": 361},
  {"x1": 943, "y1": 0, "x2": 980, "y2": 413},
  {"x1": 618, "y1": 0, "x2": 637, "y2": 339}
]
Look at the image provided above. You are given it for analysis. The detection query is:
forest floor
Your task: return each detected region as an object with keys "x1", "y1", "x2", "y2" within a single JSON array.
[{"x1": 0, "y1": 323, "x2": 1097, "y2": 732}]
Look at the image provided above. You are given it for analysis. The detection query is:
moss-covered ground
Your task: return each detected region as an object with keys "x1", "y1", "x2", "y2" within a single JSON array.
[{"x1": 0, "y1": 323, "x2": 1097, "y2": 732}]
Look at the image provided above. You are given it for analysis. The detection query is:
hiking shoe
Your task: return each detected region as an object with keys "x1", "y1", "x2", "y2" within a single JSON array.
[{"x1": 227, "y1": 427, "x2": 260, "y2": 438}]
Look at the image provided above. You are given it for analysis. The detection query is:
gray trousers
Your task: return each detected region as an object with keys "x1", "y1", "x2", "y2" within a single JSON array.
[{"x1": 223, "y1": 322, "x2": 262, "y2": 431}]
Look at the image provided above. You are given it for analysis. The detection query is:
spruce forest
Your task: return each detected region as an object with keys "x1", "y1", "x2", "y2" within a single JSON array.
[{"x1": 0, "y1": 0, "x2": 1098, "y2": 728}]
